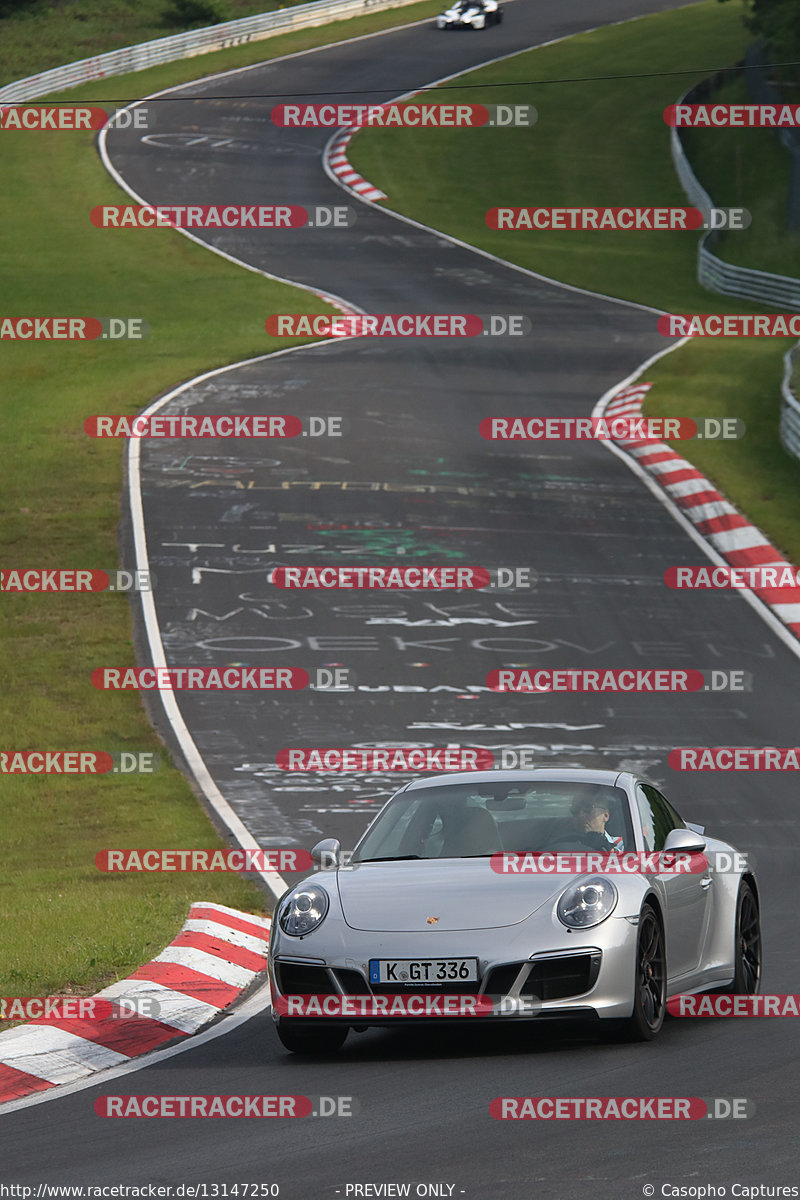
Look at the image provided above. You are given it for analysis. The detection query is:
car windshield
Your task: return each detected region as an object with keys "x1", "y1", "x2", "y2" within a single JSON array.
[{"x1": 351, "y1": 780, "x2": 633, "y2": 862}]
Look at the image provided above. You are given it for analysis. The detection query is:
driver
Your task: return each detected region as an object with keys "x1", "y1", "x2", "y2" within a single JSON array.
[{"x1": 544, "y1": 788, "x2": 621, "y2": 853}]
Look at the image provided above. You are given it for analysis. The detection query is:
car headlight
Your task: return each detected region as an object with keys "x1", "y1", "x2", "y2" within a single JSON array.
[
  {"x1": 557, "y1": 877, "x2": 618, "y2": 929},
  {"x1": 278, "y1": 885, "x2": 329, "y2": 936}
]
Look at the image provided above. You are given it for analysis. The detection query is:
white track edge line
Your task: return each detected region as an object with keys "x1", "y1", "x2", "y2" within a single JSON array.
[
  {"x1": 592, "y1": 340, "x2": 800, "y2": 666},
  {"x1": 126, "y1": 341, "x2": 364, "y2": 901}
]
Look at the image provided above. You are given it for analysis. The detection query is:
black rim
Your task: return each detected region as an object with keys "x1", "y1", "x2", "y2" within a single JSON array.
[
  {"x1": 637, "y1": 912, "x2": 666, "y2": 1029},
  {"x1": 739, "y1": 890, "x2": 761, "y2": 994}
]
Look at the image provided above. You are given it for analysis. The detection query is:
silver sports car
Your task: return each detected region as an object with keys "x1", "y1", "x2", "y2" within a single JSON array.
[{"x1": 268, "y1": 768, "x2": 761, "y2": 1053}]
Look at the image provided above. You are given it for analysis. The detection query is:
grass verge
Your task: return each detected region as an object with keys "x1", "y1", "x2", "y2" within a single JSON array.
[
  {"x1": 640, "y1": 339, "x2": 798, "y2": 558},
  {"x1": 681, "y1": 73, "x2": 800, "y2": 278},
  {"x1": 0, "y1": 139, "x2": 307, "y2": 1002},
  {"x1": 348, "y1": 0, "x2": 800, "y2": 563},
  {"x1": 0, "y1": 0, "x2": 416, "y2": 86},
  {"x1": 0, "y1": 0, "x2": 439, "y2": 1005}
]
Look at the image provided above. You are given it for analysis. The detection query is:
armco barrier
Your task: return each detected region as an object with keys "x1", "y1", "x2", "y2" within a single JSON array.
[
  {"x1": 780, "y1": 342, "x2": 800, "y2": 460},
  {"x1": 0, "y1": 0, "x2": 422, "y2": 103},
  {"x1": 670, "y1": 78, "x2": 800, "y2": 460},
  {"x1": 670, "y1": 80, "x2": 800, "y2": 311},
  {"x1": 697, "y1": 242, "x2": 800, "y2": 309}
]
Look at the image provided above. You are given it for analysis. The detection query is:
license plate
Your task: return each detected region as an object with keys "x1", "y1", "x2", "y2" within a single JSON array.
[{"x1": 369, "y1": 958, "x2": 479, "y2": 985}]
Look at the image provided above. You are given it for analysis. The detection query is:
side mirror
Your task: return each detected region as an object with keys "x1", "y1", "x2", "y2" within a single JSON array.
[
  {"x1": 311, "y1": 837, "x2": 341, "y2": 869},
  {"x1": 663, "y1": 827, "x2": 707, "y2": 855}
]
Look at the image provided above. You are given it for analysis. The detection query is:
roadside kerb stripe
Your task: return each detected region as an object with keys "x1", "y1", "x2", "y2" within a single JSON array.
[
  {"x1": 0, "y1": 1063, "x2": 53, "y2": 1103},
  {"x1": 128, "y1": 960, "x2": 240, "y2": 1006},
  {"x1": 96, "y1": 978, "x2": 219, "y2": 1033},
  {"x1": 0, "y1": 1025, "x2": 128, "y2": 1086},
  {"x1": 170, "y1": 929, "x2": 267, "y2": 972},
  {"x1": 153, "y1": 945, "x2": 258, "y2": 990},
  {"x1": 324, "y1": 128, "x2": 387, "y2": 201},
  {"x1": 188, "y1": 904, "x2": 270, "y2": 940},
  {"x1": 604, "y1": 383, "x2": 800, "y2": 636},
  {"x1": 23, "y1": 1014, "x2": 183, "y2": 1058},
  {"x1": 0, "y1": 902, "x2": 270, "y2": 1106},
  {"x1": 182, "y1": 917, "x2": 269, "y2": 956}
]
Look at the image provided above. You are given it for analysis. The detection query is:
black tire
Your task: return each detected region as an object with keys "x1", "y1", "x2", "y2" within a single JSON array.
[
  {"x1": 274, "y1": 1019, "x2": 349, "y2": 1054},
  {"x1": 603, "y1": 905, "x2": 666, "y2": 1042},
  {"x1": 718, "y1": 880, "x2": 761, "y2": 995},
  {"x1": 495, "y1": 8, "x2": 503, "y2": 21}
]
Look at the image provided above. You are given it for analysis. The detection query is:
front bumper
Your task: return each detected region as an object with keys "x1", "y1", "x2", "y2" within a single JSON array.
[{"x1": 269, "y1": 917, "x2": 638, "y2": 1024}]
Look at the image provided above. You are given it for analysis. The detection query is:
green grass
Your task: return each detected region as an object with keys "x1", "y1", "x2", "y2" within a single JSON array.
[
  {"x1": 0, "y1": 0, "x2": 344, "y2": 86},
  {"x1": 682, "y1": 74, "x2": 800, "y2": 277},
  {"x1": 348, "y1": 0, "x2": 800, "y2": 565},
  {"x1": 0, "y1": 0, "x2": 441, "y2": 1007},
  {"x1": 642, "y1": 339, "x2": 800, "y2": 562}
]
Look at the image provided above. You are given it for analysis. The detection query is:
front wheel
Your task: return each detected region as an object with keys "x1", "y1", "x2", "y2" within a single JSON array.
[
  {"x1": 274, "y1": 1019, "x2": 349, "y2": 1054},
  {"x1": 719, "y1": 881, "x2": 761, "y2": 994},
  {"x1": 604, "y1": 905, "x2": 666, "y2": 1042}
]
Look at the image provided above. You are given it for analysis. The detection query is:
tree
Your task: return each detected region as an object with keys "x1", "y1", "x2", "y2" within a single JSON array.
[
  {"x1": 162, "y1": 0, "x2": 230, "y2": 28},
  {"x1": 719, "y1": 0, "x2": 800, "y2": 84}
]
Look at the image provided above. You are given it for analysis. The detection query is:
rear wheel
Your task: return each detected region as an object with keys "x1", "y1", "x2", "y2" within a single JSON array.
[
  {"x1": 719, "y1": 881, "x2": 761, "y2": 994},
  {"x1": 274, "y1": 1019, "x2": 349, "y2": 1054},
  {"x1": 604, "y1": 905, "x2": 666, "y2": 1042}
]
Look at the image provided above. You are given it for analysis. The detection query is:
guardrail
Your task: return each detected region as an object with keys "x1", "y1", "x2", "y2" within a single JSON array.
[
  {"x1": 780, "y1": 342, "x2": 800, "y2": 460},
  {"x1": 670, "y1": 77, "x2": 800, "y2": 310},
  {"x1": 670, "y1": 74, "x2": 800, "y2": 459},
  {"x1": 698, "y1": 230, "x2": 800, "y2": 308},
  {"x1": 0, "y1": 0, "x2": 422, "y2": 103}
]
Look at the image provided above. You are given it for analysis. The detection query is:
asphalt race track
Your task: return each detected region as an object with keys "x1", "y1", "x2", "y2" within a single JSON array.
[{"x1": 4, "y1": 0, "x2": 800, "y2": 1194}]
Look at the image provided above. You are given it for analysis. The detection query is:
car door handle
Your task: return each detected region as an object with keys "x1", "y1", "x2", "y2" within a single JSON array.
[{"x1": 700, "y1": 875, "x2": 713, "y2": 889}]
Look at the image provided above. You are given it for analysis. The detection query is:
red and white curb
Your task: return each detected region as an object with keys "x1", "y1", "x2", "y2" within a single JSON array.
[
  {"x1": 602, "y1": 382, "x2": 800, "y2": 637},
  {"x1": 326, "y1": 127, "x2": 387, "y2": 202},
  {"x1": 0, "y1": 902, "x2": 270, "y2": 1106}
]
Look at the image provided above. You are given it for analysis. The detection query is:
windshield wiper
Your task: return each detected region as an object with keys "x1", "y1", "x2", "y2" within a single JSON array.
[{"x1": 355, "y1": 854, "x2": 423, "y2": 863}]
